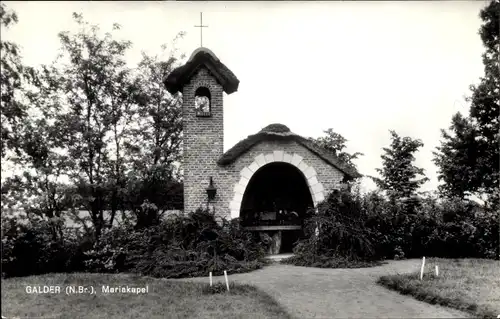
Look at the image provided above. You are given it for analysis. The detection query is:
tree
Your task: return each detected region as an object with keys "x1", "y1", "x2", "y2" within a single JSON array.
[
  {"x1": 310, "y1": 128, "x2": 363, "y2": 170},
  {"x1": 0, "y1": 3, "x2": 35, "y2": 158},
  {"x1": 433, "y1": 0, "x2": 499, "y2": 207},
  {"x1": 1, "y1": 116, "x2": 73, "y2": 242},
  {"x1": 372, "y1": 130, "x2": 429, "y2": 203},
  {"x1": 44, "y1": 13, "x2": 137, "y2": 240},
  {"x1": 123, "y1": 40, "x2": 185, "y2": 228}
]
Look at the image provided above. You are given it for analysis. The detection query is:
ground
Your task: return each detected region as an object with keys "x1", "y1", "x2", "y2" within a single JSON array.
[
  {"x1": 1, "y1": 273, "x2": 291, "y2": 319},
  {"x1": 177, "y1": 259, "x2": 471, "y2": 318},
  {"x1": 3, "y1": 259, "x2": 494, "y2": 318},
  {"x1": 378, "y1": 258, "x2": 500, "y2": 318}
]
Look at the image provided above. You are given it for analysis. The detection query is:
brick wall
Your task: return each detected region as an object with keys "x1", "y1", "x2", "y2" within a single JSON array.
[
  {"x1": 182, "y1": 67, "x2": 345, "y2": 220},
  {"x1": 182, "y1": 67, "x2": 224, "y2": 214},
  {"x1": 216, "y1": 139, "x2": 345, "y2": 220}
]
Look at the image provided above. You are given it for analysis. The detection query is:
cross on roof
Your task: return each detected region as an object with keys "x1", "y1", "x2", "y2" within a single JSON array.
[{"x1": 194, "y1": 12, "x2": 208, "y2": 47}]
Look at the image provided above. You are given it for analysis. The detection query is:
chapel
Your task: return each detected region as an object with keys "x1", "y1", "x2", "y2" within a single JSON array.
[{"x1": 163, "y1": 47, "x2": 361, "y2": 254}]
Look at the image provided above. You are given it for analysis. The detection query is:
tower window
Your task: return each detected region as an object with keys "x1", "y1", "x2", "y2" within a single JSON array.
[{"x1": 195, "y1": 87, "x2": 211, "y2": 117}]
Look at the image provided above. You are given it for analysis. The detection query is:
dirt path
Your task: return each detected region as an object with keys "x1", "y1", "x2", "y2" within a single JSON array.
[{"x1": 174, "y1": 259, "x2": 470, "y2": 318}]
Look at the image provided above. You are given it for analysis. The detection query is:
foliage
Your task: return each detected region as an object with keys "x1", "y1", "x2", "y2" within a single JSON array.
[
  {"x1": 1, "y1": 214, "x2": 87, "y2": 278},
  {"x1": 120, "y1": 39, "x2": 185, "y2": 228},
  {"x1": 286, "y1": 188, "x2": 498, "y2": 269},
  {"x1": 371, "y1": 130, "x2": 429, "y2": 205},
  {"x1": 81, "y1": 209, "x2": 267, "y2": 278},
  {"x1": 0, "y1": 3, "x2": 36, "y2": 158},
  {"x1": 434, "y1": 0, "x2": 499, "y2": 208},
  {"x1": 41, "y1": 13, "x2": 139, "y2": 240},
  {"x1": 2, "y1": 12, "x2": 186, "y2": 241},
  {"x1": 284, "y1": 190, "x2": 378, "y2": 268},
  {"x1": 309, "y1": 128, "x2": 363, "y2": 170},
  {"x1": 363, "y1": 192, "x2": 499, "y2": 260}
]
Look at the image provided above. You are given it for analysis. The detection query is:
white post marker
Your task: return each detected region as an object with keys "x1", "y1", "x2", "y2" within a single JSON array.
[
  {"x1": 420, "y1": 256, "x2": 426, "y2": 280},
  {"x1": 209, "y1": 272, "x2": 213, "y2": 287},
  {"x1": 224, "y1": 270, "x2": 230, "y2": 292},
  {"x1": 435, "y1": 265, "x2": 439, "y2": 277}
]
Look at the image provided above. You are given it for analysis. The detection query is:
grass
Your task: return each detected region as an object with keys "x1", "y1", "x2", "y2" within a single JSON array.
[
  {"x1": 1, "y1": 273, "x2": 292, "y2": 319},
  {"x1": 377, "y1": 258, "x2": 500, "y2": 318}
]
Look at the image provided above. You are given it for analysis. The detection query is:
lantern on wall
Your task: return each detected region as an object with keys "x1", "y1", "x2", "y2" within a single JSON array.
[{"x1": 206, "y1": 177, "x2": 217, "y2": 201}]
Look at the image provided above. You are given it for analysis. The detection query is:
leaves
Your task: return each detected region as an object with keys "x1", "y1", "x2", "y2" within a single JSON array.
[
  {"x1": 372, "y1": 130, "x2": 429, "y2": 202},
  {"x1": 309, "y1": 128, "x2": 363, "y2": 170},
  {"x1": 0, "y1": 3, "x2": 36, "y2": 158},
  {"x1": 1, "y1": 11, "x2": 185, "y2": 241},
  {"x1": 434, "y1": 0, "x2": 499, "y2": 208}
]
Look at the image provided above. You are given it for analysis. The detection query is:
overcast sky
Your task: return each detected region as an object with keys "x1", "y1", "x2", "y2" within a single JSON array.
[{"x1": 3, "y1": 1, "x2": 489, "y2": 193}]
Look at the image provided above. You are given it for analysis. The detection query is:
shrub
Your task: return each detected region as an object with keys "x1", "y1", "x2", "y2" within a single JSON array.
[
  {"x1": 284, "y1": 190, "x2": 380, "y2": 268},
  {"x1": 1, "y1": 215, "x2": 86, "y2": 278},
  {"x1": 82, "y1": 209, "x2": 268, "y2": 278},
  {"x1": 363, "y1": 193, "x2": 499, "y2": 260},
  {"x1": 286, "y1": 189, "x2": 499, "y2": 268}
]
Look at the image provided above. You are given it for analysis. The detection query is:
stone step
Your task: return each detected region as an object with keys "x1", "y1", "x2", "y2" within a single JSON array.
[{"x1": 266, "y1": 253, "x2": 294, "y2": 262}]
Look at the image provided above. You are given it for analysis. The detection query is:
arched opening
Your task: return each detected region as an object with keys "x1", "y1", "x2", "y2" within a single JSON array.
[
  {"x1": 195, "y1": 87, "x2": 211, "y2": 117},
  {"x1": 240, "y1": 162, "x2": 314, "y2": 254}
]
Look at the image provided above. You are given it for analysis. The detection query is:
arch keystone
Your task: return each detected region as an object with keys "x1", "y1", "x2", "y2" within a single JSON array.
[
  {"x1": 273, "y1": 150, "x2": 284, "y2": 162},
  {"x1": 283, "y1": 152, "x2": 293, "y2": 163},
  {"x1": 264, "y1": 153, "x2": 274, "y2": 163}
]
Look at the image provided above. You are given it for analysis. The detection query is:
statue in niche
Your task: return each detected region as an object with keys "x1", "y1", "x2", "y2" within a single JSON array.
[{"x1": 195, "y1": 95, "x2": 210, "y2": 113}]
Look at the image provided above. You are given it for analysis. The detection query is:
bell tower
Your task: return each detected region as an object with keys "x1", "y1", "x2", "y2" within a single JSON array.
[{"x1": 163, "y1": 47, "x2": 239, "y2": 213}]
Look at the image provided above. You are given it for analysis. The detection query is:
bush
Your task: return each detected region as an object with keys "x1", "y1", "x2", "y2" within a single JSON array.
[
  {"x1": 1, "y1": 215, "x2": 87, "y2": 278},
  {"x1": 284, "y1": 190, "x2": 381, "y2": 268},
  {"x1": 363, "y1": 193, "x2": 499, "y2": 260},
  {"x1": 82, "y1": 209, "x2": 268, "y2": 278},
  {"x1": 286, "y1": 189, "x2": 499, "y2": 268},
  {"x1": 2, "y1": 208, "x2": 267, "y2": 278}
]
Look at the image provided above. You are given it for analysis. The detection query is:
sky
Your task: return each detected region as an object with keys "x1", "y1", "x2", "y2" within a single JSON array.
[{"x1": 3, "y1": 1, "x2": 489, "y2": 193}]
